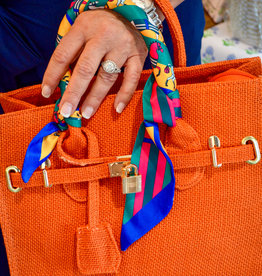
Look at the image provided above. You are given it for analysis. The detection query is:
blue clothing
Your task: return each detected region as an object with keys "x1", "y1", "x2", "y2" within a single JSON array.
[
  {"x1": 0, "y1": 0, "x2": 205, "y2": 274},
  {"x1": 0, "y1": 0, "x2": 204, "y2": 92}
]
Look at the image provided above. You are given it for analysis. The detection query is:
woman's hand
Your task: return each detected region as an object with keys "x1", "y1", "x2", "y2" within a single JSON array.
[{"x1": 42, "y1": 9, "x2": 148, "y2": 119}]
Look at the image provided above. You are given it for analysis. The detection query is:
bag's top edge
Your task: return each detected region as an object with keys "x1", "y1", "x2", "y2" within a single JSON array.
[{"x1": 0, "y1": 77, "x2": 261, "y2": 121}]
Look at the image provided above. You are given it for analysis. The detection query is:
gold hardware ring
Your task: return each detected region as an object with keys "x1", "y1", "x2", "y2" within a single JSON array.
[
  {"x1": 241, "y1": 136, "x2": 261, "y2": 165},
  {"x1": 5, "y1": 166, "x2": 22, "y2": 193}
]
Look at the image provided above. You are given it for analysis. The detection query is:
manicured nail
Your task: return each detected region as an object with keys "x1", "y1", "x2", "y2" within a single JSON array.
[
  {"x1": 82, "y1": 106, "x2": 94, "y2": 119},
  {"x1": 42, "y1": 85, "x2": 51, "y2": 98},
  {"x1": 116, "y1": 102, "x2": 125, "y2": 114},
  {"x1": 60, "y1": 102, "x2": 73, "y2": 118}
]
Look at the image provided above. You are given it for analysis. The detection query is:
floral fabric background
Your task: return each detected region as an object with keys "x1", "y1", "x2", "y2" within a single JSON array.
[
  {"x1": 202, "y1": 0, "x2": 227, "y2": 23},
  {"x1": 201, "y1": 22, "x2": 262, "y2": 64}
]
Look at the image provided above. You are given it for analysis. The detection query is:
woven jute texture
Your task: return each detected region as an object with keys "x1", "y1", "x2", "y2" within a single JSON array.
[
  {"x1": 0, "y1": 1, "x2": 262, "y2": 273},
  {"x1": 0, "y1": 56, "x2": 261, "y2": 275}
]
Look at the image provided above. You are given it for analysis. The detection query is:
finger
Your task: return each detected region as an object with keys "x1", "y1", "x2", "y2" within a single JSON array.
[
  {"x1": 42, "y1": 27, "x2": 85, "y2": 98},
  {"x1": 81, "y1": 53, "x2": 125, "y2": 119},
  {"x1": 59, "y1": 40, "x2": 107, "y2": 118},
  {"x1": 114, "y1": 56, "x2": 143, "y2": 113}
]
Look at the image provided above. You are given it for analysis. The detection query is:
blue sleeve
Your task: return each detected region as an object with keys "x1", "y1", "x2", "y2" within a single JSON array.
[
  {"x1": 0, "y1": 0, "x2": 204, "y2": 93},
  {"x1": 0, "y1": 0, "x2": 71, "y2": 92},
  {"x1": 175, "y1": 0, "x2": 205, "y2": 66}
]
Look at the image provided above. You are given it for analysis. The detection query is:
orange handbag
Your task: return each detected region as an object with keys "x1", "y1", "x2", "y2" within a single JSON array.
[{"x1": 0, "y1": 0, "x2": 262, "y2": 274}]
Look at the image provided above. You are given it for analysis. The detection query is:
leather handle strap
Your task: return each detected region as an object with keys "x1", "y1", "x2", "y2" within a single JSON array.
[{"x1": 12, "y1": 144, "x2": 255, "y2": 189}]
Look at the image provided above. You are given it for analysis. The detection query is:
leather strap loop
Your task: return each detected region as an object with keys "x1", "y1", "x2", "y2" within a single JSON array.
[
  {"x1": 60, "y1": 126, "x2": 101, "y2": 203},
  {"x1": 12, "y1": 144, "x2": 255, "y2": 189}
]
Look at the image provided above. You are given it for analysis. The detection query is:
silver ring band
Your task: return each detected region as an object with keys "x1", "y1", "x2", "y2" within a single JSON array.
[{"x1": 101, "y1": 60, "x2": 121, "y2": 74}]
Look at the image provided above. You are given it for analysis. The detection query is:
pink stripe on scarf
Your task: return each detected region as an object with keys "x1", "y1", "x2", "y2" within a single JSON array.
[
  {"x1": 150, "y1": 82, "x2": 163, "y2": 123},
  {"x1": 173, "y1": 98, "x2": 181, "y2": 108},
  {"x1": 166, "y1": 96, "x2": 176, "y2": 127},
  {"x1": 133, "y1": 142, "x2": 151, "y2": 216},
  {"x1": 152, "y1": 151, "x2": 167, "y2": 198}
]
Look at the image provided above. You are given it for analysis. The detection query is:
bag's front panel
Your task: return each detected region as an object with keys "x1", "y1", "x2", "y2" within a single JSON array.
[
  {"x1": 177, "y1": 79, "x2": 262, "y2": 150},
  {"x1": 0, "y1": 67, "x2": 261, "y2": 275},
  {"x1": 0, "y1": 108, "x2": 86, "y2": 275},
  {"x1": 97, "y1": 78, "x2": 262, "y2": 274},
  {"x1": 0, "y1": 91, "x2": 145, "y2": 275},
  {"x1": 106, "y1": 164, "x2": 261, "y2": 275}
]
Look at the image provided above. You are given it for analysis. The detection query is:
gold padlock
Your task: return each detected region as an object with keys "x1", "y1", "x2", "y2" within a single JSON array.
[{"x1": 122, "y1": 164, "x2": 142, "y2": 194}]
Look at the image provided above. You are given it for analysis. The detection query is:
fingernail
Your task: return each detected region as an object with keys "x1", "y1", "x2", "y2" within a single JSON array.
[
  {"x1": 82, "y1": 106, "x2": 94, "y2": 119},
  {"x1": 116, "y1": 102, "x2": 125, "y2": 114},
  {"x1": 60, "y1": 102, "x2": 73, "y2": 118},
  {"x1": 42, "y1": 85, "x2": 51, "y2": 98}
]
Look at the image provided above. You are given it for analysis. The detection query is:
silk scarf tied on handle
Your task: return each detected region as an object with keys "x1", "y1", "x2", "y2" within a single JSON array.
[{"x1": 22, "y1": 0, "x2": 182, "y2": 251}]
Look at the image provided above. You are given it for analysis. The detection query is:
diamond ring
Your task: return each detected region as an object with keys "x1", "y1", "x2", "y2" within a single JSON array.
[{"x1": 101, "y1": 60, "x2": 121, "y2": 74}]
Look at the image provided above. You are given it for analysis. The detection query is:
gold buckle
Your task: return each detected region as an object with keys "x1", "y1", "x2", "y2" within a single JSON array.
[
  {"x1": 108, "y1": 155, "x2": 142, "y2": 194},
  {"x1": 5, "y1": 166, "x2": 22, "y2": 193},
  {"x1": 208, "y1": 136, "x2": 222, "y2": 168},
  {"x1": 241, "y1": 136, "x2": 261, "y2": 165},
  {"x1": 108, "y1": 155, "x2": 131, "y2": 177},
  {"x1": 40, "y1": 159, "x2": 52, "y2": 188}
]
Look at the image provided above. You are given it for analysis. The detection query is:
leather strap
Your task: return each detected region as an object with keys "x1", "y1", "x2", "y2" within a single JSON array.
[{"x1": 12, "y1": 144, "x2": 255, "y2": 189}]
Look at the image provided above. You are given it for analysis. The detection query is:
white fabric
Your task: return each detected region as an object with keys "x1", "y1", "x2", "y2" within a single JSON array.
[{"x1": 201, "y1": 22, "x2": 262, "y2": 64}]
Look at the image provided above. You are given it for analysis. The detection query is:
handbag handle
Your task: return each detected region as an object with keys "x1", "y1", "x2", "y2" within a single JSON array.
[{"x1": 154, "y1": 0, "x2": 187, "y2": 67}]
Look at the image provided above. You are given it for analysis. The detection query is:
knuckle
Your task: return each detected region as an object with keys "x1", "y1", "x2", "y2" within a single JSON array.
[
  {"x1": 87, "y1": 94, "x2": 103, "y2": 106},
  {"x1": 99, "y1": 29, "x2": 113, "y2": 45},
  {"x1": 120, "y1": 89, "x2": 131, "y2": 97},
  {"x1": 100, "y1": 22, "x2": 111, "y2": 34},
  {"x1": 75, "y1": 12, "x2": 87, "y2": 25},
  {"x1": 76, "y1": 59, "x2": 95, "y2": 78},
  {"x1": 52, "y1": 47, "x2": 69, "y2": 65},
  {"x1": 99, "y1": 70, "x2": 118, "y2": 83},
  {"x1": 128, "y1": 69, "x2": 141, "y2": 82},
  {"x1": 121, "y1": 44, "x2": 131, "y2": 56},
  {"x1": 98, "y1": 20, "x2": 114, "y2": 38},
  {"x1": 124, "y1": 33, "x2": 134, "y2": 46},
  {"x1": 66, "y1": 89, "x2": 81, "y2": 100}
]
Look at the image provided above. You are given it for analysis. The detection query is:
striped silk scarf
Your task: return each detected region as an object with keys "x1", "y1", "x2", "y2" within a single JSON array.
[{"x1": 22, "y1": 0, "x2": 181, "y2": 251}]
